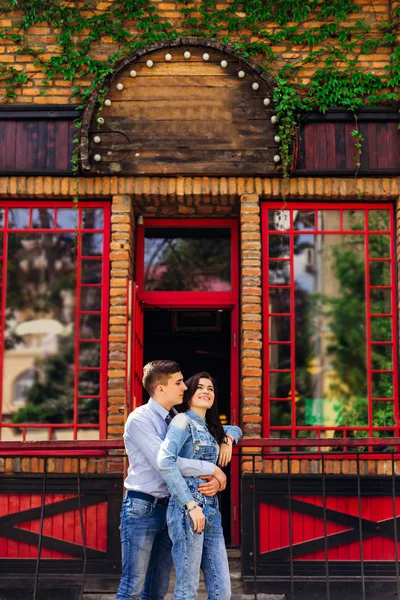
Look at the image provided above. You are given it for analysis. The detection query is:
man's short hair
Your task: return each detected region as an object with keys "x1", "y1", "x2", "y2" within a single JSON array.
[{"x1": 142, "y1": 360, "x2": 181, "y2": 397}]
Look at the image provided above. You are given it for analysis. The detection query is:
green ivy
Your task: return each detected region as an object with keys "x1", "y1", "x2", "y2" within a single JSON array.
[{"x1": 0, "y1": 0, "x2": 399, "y2": 178}]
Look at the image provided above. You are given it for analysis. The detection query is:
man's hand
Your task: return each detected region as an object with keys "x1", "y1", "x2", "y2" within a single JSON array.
[
  {"x1": 198, "y1": 475, "x2": 220, "y2": 496},
  {"x1": 212, "y1": 465, "x2": 227, "y2": 491}
]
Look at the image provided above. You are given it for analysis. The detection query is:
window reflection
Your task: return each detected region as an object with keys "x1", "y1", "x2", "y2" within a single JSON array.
[
  {"x1": 8, "y1": 209, "x2": 29, "y2": 229},
  {"x1": 293, "y1": 230, "x2": 368, "y2": 432},
  {"x1": 144, "y1": 228, "x2": 231, "y2": 292},
  {"x1": 82, "y1": 208, "x2": 104, "y2": 230},
  {"x1": 57, "y1": 209, "x2": 78, "y2": 229},
  {"x1": 81, "y1": 259, "x2": 102, "y2": 283},
  {"x1": 82, "y1": 233, "x2": 103, "y2": 256},
  {"x1": 32, "y1": 209, "x2": 54, "y2": 229},
  {"x1": 267, "y1": 206, "x2": 397, "y2": 438},
  {"x1": 3, "y1": 233, "x2": 76, "y2": 426}
]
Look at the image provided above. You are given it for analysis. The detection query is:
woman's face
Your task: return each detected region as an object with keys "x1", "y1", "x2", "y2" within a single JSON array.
[{"x1": 189, "y1": 377, "x2": 215, "y2": 411}]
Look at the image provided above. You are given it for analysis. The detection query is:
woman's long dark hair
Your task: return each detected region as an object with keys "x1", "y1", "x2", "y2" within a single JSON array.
[{"x1": 179, "y1": 371, "x2": 225, "y2": 444}]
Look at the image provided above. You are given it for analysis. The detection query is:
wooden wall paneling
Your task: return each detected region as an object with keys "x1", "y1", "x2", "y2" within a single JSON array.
[
  {"x1": 334, "y1": 122, "x2": 347, "y2": 170},
  {"x1": 85, "y1": 45, "x2": 279, "y2": 176}
]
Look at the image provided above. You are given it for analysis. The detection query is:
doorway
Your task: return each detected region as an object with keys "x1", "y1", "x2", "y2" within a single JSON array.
[{"x1": 143, "y1": 307, "x2": 234, "y2": 542}]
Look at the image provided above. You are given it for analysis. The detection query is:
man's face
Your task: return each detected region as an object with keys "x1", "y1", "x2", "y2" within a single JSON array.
[{"x1": 161, "y1": 372, "x2": 187, "y2": 406}]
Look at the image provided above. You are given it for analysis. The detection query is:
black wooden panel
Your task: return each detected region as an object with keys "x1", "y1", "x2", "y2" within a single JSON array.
[
  {"x1": 296, "y1": 114, "x2": 400, "y2": 175},
  {"x1": 0, "y1": 106, "x2": 79, "y2": 175}
]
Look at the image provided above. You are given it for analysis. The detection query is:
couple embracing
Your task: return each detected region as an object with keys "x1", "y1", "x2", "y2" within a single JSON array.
[{"x1": 115, "y1": 360, "x2": 242, "y2": 600}]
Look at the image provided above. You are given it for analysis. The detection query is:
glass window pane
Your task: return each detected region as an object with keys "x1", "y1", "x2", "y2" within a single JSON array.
[
  {"x1": 81, "y1": 259, "x2": 102, "y2": 284},
  {"x1": 269, "y1": 288, "x2": 290, "y2": 314},
  {"x1": 269, "y1": 316, "x2": 291, "y2": 341},
  {"x1": 80, "y1": 287, "x2": 102, "y2": 311},
  {"x1": 57, "y1": 209, "x2": 78, "y2": 229},
  {"x1": 32, "y1": 208, "x2": 54, "y2": 229},
  {"x1": 318, "y1": 210, "x2": 340, "y2": 230},
  {"x1": 79, "y1": 342, "x2": 101, "y2": 367},
  {"x1": 294, "y1": 232, "x2": 368, "y2": 428},
  {"x1": 144, "y1": 228, "x2": 231, "y2": 292},
  {"x1": 270, "y1": 372, "x2": 291, "y2": 398},
  {"x1": 294, "y1": 210, "x2": 315, "y2": 231},
  {"x1": 297, "y1": 397, "x2": 342, "y2": 427},
  {"x1": 369, "y1": 210, "x2": 390, "y2": 231},
  {"x1": 268, "y1": 261, "x2": 290, "y2": 285},
  {"x1": 370, "y1": 262, "x2": 390, "y2": 286},
  {"x1": 268, "y1": 210, "x2": 290, "y2": 231},
  {"x1": 370, "y1": 289, "x2": 391, "y2": 314},
  {"x1": 269, "y1": 234, "x2": 289, "y2": 258},
  {"x1": 8, "y1": 208, "x2": 29, "y2": 229},
  {"x1": 371, "y1": 317, "x2": 392, "y2": 342},
  {"x1": 369, "y1": 235, "x2": 390, "y2": 258},
  {"x1": 269, "y1": 343, "x2": 291, "y2": 370},
  {"x1": 82, "y1": 208, "x2": 104, "y2": 230},
  {"x1": 371, "y1": 344, "x2": 392, "y2": 371},
  {"x1": 78, "y1": 398, "x2": 99, "y2": 424},
  {"x1": 270, "y1": 400, "x2": 291, "y2": 426},
  {"x1": 80, "y1": 314, "x2": 101, "y2": 339},
  {"x1": 0, "y1": 233, "x2": 3, "y2": 255},
  {"x1": 0, "y1": 209, "x2": 4, "y2": 228},
  {"x1": 373, "y1": 402, "x2": 395, "y2": 427},
  {"x1": 343, "y1": 210, "x2": 364, "y2": 231},
  {"x1": 78, "y1": 369, "x2": 100, "y2": 396},
  {"x1": 82, "y1": 233, "x2": 103, "y2": 257},
  {"x1": 3, "y1": 232, "x2": 76, "y2": 426},
  {"x1": 372, "y1": 373, "x2": 393, "y2": 398}
]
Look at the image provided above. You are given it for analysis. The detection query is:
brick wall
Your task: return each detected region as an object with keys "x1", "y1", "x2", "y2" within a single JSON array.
[{"x1": 0, "y1": 0, "x2": 392, "y2": 103}]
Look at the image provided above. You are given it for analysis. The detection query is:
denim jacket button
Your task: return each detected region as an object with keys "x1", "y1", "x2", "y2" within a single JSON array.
[{"x1": 195, "y1": 445, "x2": 200, "y2": 450}]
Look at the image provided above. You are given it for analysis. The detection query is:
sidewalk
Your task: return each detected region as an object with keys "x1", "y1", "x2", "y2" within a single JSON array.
[{"x1": 83, "y1": 550, "x2": 285, "y2": 600}]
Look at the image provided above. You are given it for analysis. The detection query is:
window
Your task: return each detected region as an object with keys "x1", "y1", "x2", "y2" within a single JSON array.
[
  {"x1": 137, "y1": 220, "x2": 238, "y2": 307},
  {"x1": 262, "y1": 204, "x2": 398, "y2": 440},
  {"x1": 0, "y1": 203, "x2": 110, "y2": 441}
]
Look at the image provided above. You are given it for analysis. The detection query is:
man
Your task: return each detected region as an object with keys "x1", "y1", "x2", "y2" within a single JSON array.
[{"x1": 115, "y1": 360, "x2": 226, "y2": 600}]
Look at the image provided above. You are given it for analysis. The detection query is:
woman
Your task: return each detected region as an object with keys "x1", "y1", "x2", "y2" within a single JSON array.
[{"x1": 157, "y1": 372, "x2": 242, "y2": 600}]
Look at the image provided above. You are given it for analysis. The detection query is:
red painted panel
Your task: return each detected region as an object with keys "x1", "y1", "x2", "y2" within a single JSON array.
[
  {"x1": 0, "y1": 493, "x2": 107, "y2": 559},
  {"x1": 260, "y1": 496, "x2": 400, "y2": 561}
]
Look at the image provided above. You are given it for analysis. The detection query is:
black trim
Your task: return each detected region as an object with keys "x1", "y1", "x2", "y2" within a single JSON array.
[
  {"x1": 301, "y1": 108, "x2": 400, "y2": 123},
  {"x1": 0, "y1": 106, "x2": 80, "y2": 119}
]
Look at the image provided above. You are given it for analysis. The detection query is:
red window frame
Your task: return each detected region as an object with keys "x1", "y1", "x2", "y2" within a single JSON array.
[
  {"x1": 0, "y1": 201, "x2": 111, "y2": 441},
  {"x1": 136, "y1": 219, "x2": 238, "y2": 308},
  {"x1": 261, "y1": 202, "x2": 399, "y2": 439}
]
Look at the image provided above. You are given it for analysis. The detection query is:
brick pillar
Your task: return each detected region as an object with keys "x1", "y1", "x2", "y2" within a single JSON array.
[
  {"x1": 107, "y1": 195, "x2": 135, "y2": 439},
  {"x1": 240, "y1": 194, "x2": 262, "y2": 442}
]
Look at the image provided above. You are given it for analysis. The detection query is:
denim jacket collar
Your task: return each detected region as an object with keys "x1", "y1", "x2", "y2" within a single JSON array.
[{"x1": 186, "y1": 409, "x2": 207, "y2": 426}]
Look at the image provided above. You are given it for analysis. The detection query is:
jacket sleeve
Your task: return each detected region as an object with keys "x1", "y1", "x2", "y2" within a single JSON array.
[
  {"x1": 223, "y1": 424, "x2": 243, "y2": 444},
  {"x1": 156, "y1": 413, "x2": 197, "y2": 507}
]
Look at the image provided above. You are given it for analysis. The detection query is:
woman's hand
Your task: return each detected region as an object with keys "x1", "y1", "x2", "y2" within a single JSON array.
[
  {"x1": 186, "y1": 502, "x2": 205, "y2": 533},
  {"x1": 218, "y1": 440, "x2": 233, "y2": 467}
]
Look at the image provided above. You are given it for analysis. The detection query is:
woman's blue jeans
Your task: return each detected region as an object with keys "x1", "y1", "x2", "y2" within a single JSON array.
[
  {"x1": 115, "y1": 495, "x2": 172, "y2": 600},
  {"x1": 167, "y1": 497, "x2": 231, "y2": 600}
]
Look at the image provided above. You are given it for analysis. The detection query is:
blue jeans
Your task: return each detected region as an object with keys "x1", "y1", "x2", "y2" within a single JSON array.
[
  {"x1": 115, "y1": 495, "x2": 172, "y2": 600},
  {"x1": 167, "y1": 497, "x2": 231, "y2": 600}
]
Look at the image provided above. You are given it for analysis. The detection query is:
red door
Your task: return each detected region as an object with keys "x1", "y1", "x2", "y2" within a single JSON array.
[{"x1": 130, "y1": 282, "x2": 144, "y2": 412}]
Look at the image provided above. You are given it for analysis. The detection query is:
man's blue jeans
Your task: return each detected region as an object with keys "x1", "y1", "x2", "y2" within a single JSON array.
[
  {"x1": 167, "y1": 497, "x2": 231, "y2": 600},
  {"x1": 115, "y1": 494, "x2": 172, "y2": 600}
]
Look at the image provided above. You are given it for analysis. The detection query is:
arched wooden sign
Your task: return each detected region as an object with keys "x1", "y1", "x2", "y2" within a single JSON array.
[{"x1": 80, "y1": 38, "x2": 280, "y2": 176}]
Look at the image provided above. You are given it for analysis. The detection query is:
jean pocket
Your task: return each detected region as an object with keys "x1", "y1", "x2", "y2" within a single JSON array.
[{"x1": 129, "y1": 498, "x2": 153, "y2": 518}]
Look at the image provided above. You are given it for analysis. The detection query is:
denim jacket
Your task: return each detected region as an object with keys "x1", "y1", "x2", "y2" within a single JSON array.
[{"x1": 157, "y1": 410, "x2": 242, "y2": 508}]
